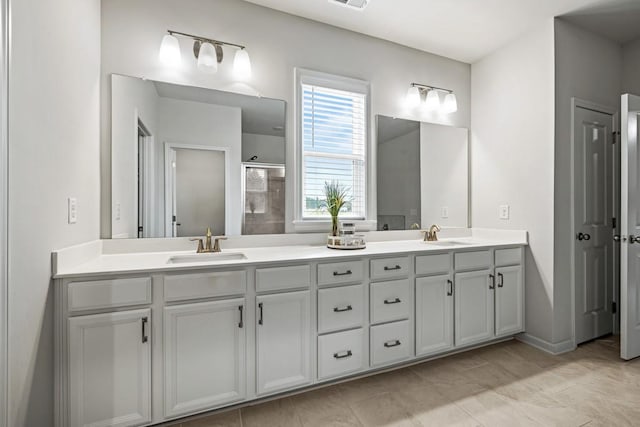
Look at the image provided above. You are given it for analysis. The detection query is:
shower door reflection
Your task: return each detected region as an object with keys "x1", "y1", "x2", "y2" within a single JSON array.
[{"x1": 242, "y1": 164, "x2": 285, "y2": 235}]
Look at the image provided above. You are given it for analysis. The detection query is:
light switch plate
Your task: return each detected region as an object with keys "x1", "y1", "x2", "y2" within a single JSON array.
[
  {"x1": 68, "y1": 197, "x2": 77, "y2": 224},
  {"x1": 499, "y1": 205, "x2": 510, "y2": 220},
  {"x1": 441, "y1": 206, "x2": 449, "y2": 218}
]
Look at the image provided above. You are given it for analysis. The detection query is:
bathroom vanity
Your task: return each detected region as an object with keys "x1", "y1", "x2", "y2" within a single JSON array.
[{"x1": 53, "y1": 231, "x2": 526, "y2": 427}]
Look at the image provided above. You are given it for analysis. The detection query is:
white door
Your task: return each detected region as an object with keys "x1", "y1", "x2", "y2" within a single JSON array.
[
  {"x1": 574, "y1": 105, "x2": 615, "y2": 344},
  {"x1": 256, "y1": 290, "x2": 311, "y2": 395},
  {"x1": 454, "y1": 270, "x2": 494, "y2": 347},
  {"x1": 621, "y1": 94, "x2": 640, "y2": 360},
  {"x1": 164, "y1": 298, "x2": 246, "y2": 417},
  {"x1": 415, "y1": 274, "x2": 454, "y2": 356},
  {"x1": 495, "y1": 265, "x2": 524, "y2": 337},
  {"x1": 68, "y1": 309, "x2": 151, "y2": 427}
]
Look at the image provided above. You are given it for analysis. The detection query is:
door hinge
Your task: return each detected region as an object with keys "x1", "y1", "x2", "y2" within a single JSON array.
[
  {"x1": 612, "y1": 301, "x2": 617, "y2": 314},
  {"x1": 612, "y1": 130, "x2": 620, "y2": 143},
  {"x1": 612, "y1": 217, "x2": 617, "y2": 229}
]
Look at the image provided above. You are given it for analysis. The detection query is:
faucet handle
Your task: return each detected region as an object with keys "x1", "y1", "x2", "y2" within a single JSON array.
[
  {"x1": 189, "y1": 238, "x2": 204, "y2": 253},
  {"x1": 213, "y1": 236, "x2": 227, "y2": 253}
]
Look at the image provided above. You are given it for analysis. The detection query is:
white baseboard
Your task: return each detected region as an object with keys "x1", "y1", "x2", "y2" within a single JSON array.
[{"x1": 516, "y1": 333, "x2": 575, "y2": 355}]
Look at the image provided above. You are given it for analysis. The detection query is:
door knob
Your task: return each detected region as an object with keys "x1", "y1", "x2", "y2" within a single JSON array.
[
  {"x1": 630, "y1": 235, "x2": 640, "y2": 244},
  {"x1": 576, "y1": 232, "x2": 591, "y2": 241}
]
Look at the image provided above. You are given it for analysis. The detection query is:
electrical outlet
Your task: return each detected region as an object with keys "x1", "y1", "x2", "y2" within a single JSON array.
[
  {"x1": 441, "y1": 206, "x2": 449, "y2": 218},
  {"x1": 499, "y1": 205, "x2": 510, "y2": 220},
  {"x1": 115, "y1": 202, "x2": 121, "y2": 221},
  {"x1": 68, "y1": 197, "x2": 78, "y2": 224}
]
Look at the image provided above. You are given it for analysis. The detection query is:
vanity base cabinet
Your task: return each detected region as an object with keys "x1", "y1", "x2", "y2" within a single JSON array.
[
  {"x1": 495, "y1": 265, "x2": 524, "y2": 337},
  {"x1": 163, "y1": 298, "x2": 246, "y2": 418},
  {"x1": 415, "y1": 274, "x2": 454, "y2": 357},
  {"x1": 454, "y1": 270, "x2": 495, "y2": 347},
  {"x1": 256, "y1": 290, "x2": 311, "y2": 396},
  {"x1": 68, "y1": 309, "x2": 151, "y2": 427}
]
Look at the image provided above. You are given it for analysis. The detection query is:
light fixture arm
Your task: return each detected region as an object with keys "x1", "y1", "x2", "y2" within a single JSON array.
[
  {"x1": 410, "y1": 82, "x2": 453, "y2": 94},
  {"x1": 167, "y1": 30, "x2": 246, "y2": 50}
]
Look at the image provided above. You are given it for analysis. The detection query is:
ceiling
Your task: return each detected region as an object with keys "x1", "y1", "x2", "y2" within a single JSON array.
[
  {"x1": 154, "y1": 81, "x2": 286, "y2": 137},
  {"x1": 560, "y1": 1, "x2": 640, "y2": 44},
  {"x1": 244, "y1": 0, "x2": 637, "y2": 63}
]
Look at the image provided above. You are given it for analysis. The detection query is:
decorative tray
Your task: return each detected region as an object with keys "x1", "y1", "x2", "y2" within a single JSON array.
[{"x1": 327, "y1": 235, "x2": 366, "y2": 250}]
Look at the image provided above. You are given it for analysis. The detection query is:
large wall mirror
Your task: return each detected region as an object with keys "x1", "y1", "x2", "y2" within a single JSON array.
[
  {"x1": 110, "y1": 74, "x2": 286, "y2": 238},
  {"x1": 376, "y1": 115, "x2": 469, "y2": 230}
]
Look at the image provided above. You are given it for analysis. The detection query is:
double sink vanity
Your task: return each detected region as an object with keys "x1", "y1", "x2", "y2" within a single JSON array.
[{"x1": 52, "y1": 230, "x2": 526, "y2": 427}]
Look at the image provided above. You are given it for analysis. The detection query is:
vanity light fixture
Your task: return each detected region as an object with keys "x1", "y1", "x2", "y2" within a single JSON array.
[
  {"x1": 158, "y1": 30, "x2": 252, "y2": 79},
  {"x1": 406, "y1": 83, "x2": 458, "y2": 114}
]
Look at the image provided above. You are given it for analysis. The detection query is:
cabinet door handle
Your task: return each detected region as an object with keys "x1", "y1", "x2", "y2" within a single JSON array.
[
  {"x1": 141, "y1": 316, "x2": 149, "y2": 343},
  {"x1": 447, "y1": 279, "x2": 453, "y2": 296},
  {"x1": 333, "y1": 350, "x2": 353, "y2": 359},
  {"x1": 238, "y1": 305, "x2": 244, "y2": 328},
  {"x1": 498, "y1": 273, "x2": 504, "y2": 288},
  {"x1": 489, "y1": 274, "x2": 495, "y2": 290},
  {"x1": 333, "y1": 270, "x2": 353, "y2": 277},
  {"x1": 384, "y1": 339, "x2": 401, "y2": 348},
  {"x1": 258, "y1": 302, "x2": 263, "y2": 325},
  {"x1": 384, "y1": 297, "x2": 401, "y2": 305},
  {"x1": 334, "y1": 305, "x2": 353, "y2": 313},
  {"x1": 384, "y1": 265, "x2": 401, "y2": 271}
]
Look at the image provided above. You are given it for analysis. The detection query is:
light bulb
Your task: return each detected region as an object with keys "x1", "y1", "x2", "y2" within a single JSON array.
[
  {"x1": 159, "y1": 34, "x2": 181, "y2": 67},
  {"x1": 406, "y1": 86, "x2": 421, "y2": 108},
  {"x1": 234, "y1": 49, "x2": 252, "y2": 80},
  {"x1": 443, "y1": 93, "x2": 458, "y2": 114},
  {"x1": 424, "y1": 89, "x2": 440, "y2": 111},
  {"x1": 197, "y1": 42, "x2": 218, "y2": 74}
]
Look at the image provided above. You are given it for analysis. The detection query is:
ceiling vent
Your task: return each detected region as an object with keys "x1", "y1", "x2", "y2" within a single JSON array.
[{"x1": 330, "y1": 0, "x2": 370, "y2": 11}]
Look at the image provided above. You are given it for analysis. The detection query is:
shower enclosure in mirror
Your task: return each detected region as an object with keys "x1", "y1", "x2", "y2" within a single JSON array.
[
  {"x1": 376, "y1": 115, "x2": 469, "y2": 230},
  {"x1": 110, "y1": 74, "x2": 286, "y2": 238}
]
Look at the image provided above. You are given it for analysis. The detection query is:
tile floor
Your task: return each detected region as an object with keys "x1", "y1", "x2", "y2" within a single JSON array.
[{"x1": 170, "y1": 336, "x2": 639, "y2": 427}]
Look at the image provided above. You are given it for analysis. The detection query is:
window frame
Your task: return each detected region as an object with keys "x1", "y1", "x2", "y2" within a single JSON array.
[{"x1": 293, "y1": 68, "x2": 374, "y2": 232}]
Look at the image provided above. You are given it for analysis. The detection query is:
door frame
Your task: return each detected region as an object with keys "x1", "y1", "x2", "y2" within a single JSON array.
[
  {"x1": 0, "y1": 0, "x2": 8, "y2": 424},
  {"x1": 570, "y1": 97, "x2": 617, "y2": 348},
  {"x1": 136, "y1": 118, "x2": 153, "y2": 238},
  {"x1": 164, "y1": 142, "x2": 230, "y2": 237}
]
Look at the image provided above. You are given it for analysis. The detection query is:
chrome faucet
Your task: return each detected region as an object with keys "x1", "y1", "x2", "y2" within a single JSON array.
[
  {"x1": 423, "y1": 224, "x2": 441, "y2": 242},
  {"x1": 190, "y1": 227, "x2": 227, "y2": 253}
]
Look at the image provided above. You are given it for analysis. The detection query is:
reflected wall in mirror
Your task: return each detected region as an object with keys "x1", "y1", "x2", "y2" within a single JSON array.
[
  {"x1": 111, "y1": 74, "x2": 286, "y2": 238},
  {"x1": 376, "y1": 115, "x2": 469, "y2": 230}
]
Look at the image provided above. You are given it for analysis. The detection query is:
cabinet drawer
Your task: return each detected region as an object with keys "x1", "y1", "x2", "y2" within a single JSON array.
[
  {"x1": 495, "y1": 248, "x2": 522, "y2": 267},
  {"x1": 318, "y1": 328, "x2": 366, "y2": 380},
  {"x1": 370, "y1": 257, "x2": 410, "y2": 280},
  {"x1": 318, "y1": 260, "x2": 364, "y2": 286},
  {"x1": 416, "y1": 253, "x2": 451, "y2": 276},
  {"x1": 164, "y1": 271, "x2": 246, "y2": 302},
  {"x1": 370, "y1": 279, "x2": 411, "y2": 324},
  {"x1": 370, "y1": 320, "x2": 412, "y2": 366},
  {"x1": 318, "y1": 284, "x2": 366, "y2": 334},
  {"x1": 256, "y1": 265, "x2": 310, "y2": 292},
  {"x1": 68, "y1": 277, "x2": 152, "y2": 312},
  {"x1": 455, "y1": 251, "x2": 491, "y2": 271}
]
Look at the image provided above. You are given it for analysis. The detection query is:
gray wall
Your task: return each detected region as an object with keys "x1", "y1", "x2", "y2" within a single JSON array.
[
  {"x1": 100, "y1": 0, "x2": 471, "y2": 236},
  {"x1": 622, "y1": 38, "x2": 640, "y2": 95},
  {"x1": 8, "y1": 0, "x2": 101, "y2": 425},
  {"x1": 553, "y1": 18, "x2": 622, "y2": 344}
]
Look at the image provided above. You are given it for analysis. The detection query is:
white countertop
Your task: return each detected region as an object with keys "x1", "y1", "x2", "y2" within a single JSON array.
[{"x1": 52, "y1": 229, "x2": 528, "y2": 279}]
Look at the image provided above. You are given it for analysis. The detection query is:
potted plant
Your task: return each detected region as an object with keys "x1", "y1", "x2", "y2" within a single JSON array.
[{"x1": 323, "y1": 181, "x2": 349, "y2": 237}]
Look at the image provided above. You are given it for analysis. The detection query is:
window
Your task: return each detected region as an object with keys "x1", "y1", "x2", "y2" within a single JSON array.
[{"x1": 298, "y1": 70, "x2": 368, "y2": 221}]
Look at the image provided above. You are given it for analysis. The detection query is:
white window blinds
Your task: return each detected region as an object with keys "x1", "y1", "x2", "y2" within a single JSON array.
[{"x1": 301, "y1": 83, "x2": 367, "y2": 219}]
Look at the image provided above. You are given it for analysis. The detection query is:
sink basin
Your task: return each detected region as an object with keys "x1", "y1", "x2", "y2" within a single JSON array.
[
  {"x1": 424, "y1": 240, "x2": 468, "y2": 247},
  {"x1": 167, "y1": 252, "x2": 247, "y2": 264}
]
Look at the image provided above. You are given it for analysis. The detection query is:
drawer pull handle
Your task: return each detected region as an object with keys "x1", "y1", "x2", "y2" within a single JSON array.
[
  {"x1": 238, "y1": 305, "x2": 244, "y2": 328},
  {"x1": 384, "y1": 298, "x2": 401, "y2": 305},
  {"x1": 489, "y1": 274, "x2": 496, "y2": 290},
  {"x1": 498, "y1": 273, "x2": 504, "y2": 288},
  {"x1": 334, "y1": 305, "x2": 353, "y2": 313},
  {"x1": 384, "y1": 265, "x2": 402, "y2": 271},
  {"x1": 333, "y1": 350, "x2": 353, "y2": 359},
  {"x1": 258, "y1": 302, "x2": 263, "y2": 325},
  {"x1": 141, "y1": 316, "x2": 149, "y2": 343},
  {"x1": 384, "y1": 339, "x2": 401, "y2": 348},
  {"x1": 333, "y1": 270, "x2": 353, "y2": 277},
  {"x1": 447, "y1": 279, "x2": 453, "y2": 296}
]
